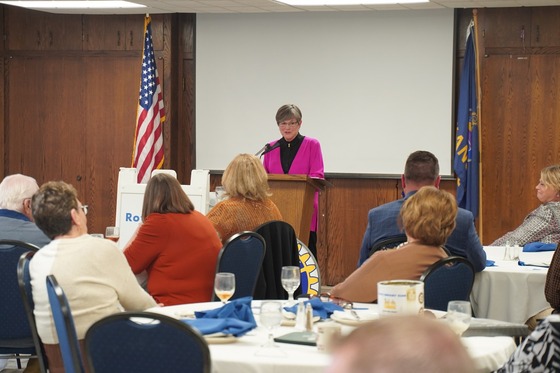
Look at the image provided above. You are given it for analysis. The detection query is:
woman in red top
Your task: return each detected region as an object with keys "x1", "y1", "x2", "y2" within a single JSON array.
[{"x1": 124, "y1": 173, "x2": 222, "y2": 306}]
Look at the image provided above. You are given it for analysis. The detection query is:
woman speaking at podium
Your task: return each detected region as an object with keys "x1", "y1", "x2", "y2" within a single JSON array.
[{"x1": 262, "y1": 104, "x2": 324, "y2": 259}]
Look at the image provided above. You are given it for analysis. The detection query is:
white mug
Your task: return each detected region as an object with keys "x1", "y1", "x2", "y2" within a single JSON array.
[{"x1": 316, "y1": 323, "x2": 341, "y2": 353}]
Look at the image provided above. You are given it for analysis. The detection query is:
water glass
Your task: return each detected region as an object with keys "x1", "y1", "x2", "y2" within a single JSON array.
[
  {"x1": 446, "y1": 300, "x2": 472, "y2": 336},
  {"x1": 214, "y1": 272, "x2": 235, "y2": 304},
  {"x1": 281, "y1": 266, "x2": 300, "y2": 304},
  {"x1": 259, "y1": 301, "x2": 283, "y2": 348}
]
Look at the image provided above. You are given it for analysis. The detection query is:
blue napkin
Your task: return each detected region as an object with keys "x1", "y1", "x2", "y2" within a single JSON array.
[
  {"x1": 186, "y1": 296, "x2": 256, "y2": 337},
  {"x1": 523, "y1": 242, "x2": 557, "y2": 252},
  {"x1": 182, "y1": 318, "x2": 255, "y2": 337},
  {"x1": 486, "y1": 259, "x2": 496, "y2": 267},
  {"x1": 283, "y1": 297, "x2": 344, "y2": 319}
]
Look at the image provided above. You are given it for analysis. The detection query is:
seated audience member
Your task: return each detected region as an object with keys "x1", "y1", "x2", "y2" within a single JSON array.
[
  {"x1": 124, "y1": 173, "x2": 222, "y2": 306},
  {"x1": 495, "y1": 314, "x2": 560, "y2": 372},
  {"x1": 0, "y1": 176, "x2": 50, "y2": 373},
  {"x1": 30, "y1": 181, "x2": 156, "y2": 373},
  {"x1": 207, "y1": 153, "x2": 283, "y2": 243},
  {"x1": 330, "y1": 186, "x2": 455, "y2": 303},
  {"x1": 326, "y1": 315, "x2": 475, "y2": 373},
  {"x1": 0, "y1": 174, "x2": 50, "y2": 246},
  {"x1": 357, "y1": 150, "x2": 485, "y2": 272},
  {"x1": 492, "y1": 165, "x2": 560, "y2": 246}
]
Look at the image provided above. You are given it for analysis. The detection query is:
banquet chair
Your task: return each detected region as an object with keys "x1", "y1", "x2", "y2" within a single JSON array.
[
  {"x1": 420, "y1": 256, "x2": 475, "y2": 312},
  {"x1": 17, "y1": 250, "x2": 49, "y2": 373},
  {"x1": 368, "y1": 234, "x2": 407, "y2": 258},
  {"x1": 84, "y1": 311, "x2": 211, "y2": 373},
  {"x1": 213, "y1": 231, "x2": 266, "y2": 300},
  {"x1": 297, "y1": 239, "x2": 322, "y2": 296},
  {"x1": 46, "y1": 275, "x2": 85, "y2": 373},
  {"x1": 254, "y1": 220, "x2": 300, "y2": 300},
  {"x1": 0, "y1": 240, "x2": 43, "y2": 370}
]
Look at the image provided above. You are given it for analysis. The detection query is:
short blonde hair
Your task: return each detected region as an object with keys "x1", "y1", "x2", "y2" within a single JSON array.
[
  {"x1": 541, "y1": 165, "x2": 560, "y2": 192},
  {"x1": 222, "y1": 153, "x2": 271, "y2": 201},
  {"x1": 399, "y1": 186, "x2": 457, "y2": 246}
]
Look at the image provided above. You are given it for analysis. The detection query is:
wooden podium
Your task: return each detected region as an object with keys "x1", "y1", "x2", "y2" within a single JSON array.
[{"x1": 267, "y1": 174, "x2": 331, "y2": 245}]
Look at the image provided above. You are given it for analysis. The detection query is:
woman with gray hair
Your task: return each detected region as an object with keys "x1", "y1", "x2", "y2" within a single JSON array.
[{"x1": 492, "y1": 165, "x2": 560, "y2": 246}]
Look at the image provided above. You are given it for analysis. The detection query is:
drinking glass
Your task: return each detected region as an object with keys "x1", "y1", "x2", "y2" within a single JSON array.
[
  {"x1": 446, "y1": 300, "x2": 472, "y2": 336},
  {"x1": 281, "y1": 266, "x2": 300, "y2": 305},
  {"x1": 215, "y1": 186, "x2": 226, "y2": 203},
  {"x1": 105, "y1": 226, "x2": 120, "y2": 243},
  {"x1": 259, "y1": 301, "x2": 283, "y2": 348},
  {"x1": 214, "y1": 272, "x2": 235, "y2": 304}
]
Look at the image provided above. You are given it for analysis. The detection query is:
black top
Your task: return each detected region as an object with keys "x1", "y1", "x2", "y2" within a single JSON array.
[{"x1": 279, "y1": 133, "x2": 304, "y2": 174}]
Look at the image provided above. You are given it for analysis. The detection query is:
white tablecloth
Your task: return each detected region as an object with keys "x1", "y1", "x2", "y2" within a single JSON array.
[
  {"x1": 471, "y1": 246, "x2": 551, "y2": 324},
  {"x1": 148, "y1": 301, "x2": 516, "y2": 373}
]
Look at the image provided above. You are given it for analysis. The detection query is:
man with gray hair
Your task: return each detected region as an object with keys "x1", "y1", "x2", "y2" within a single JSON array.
[{"x1": 0, "y1": 173, "x2": 50, "y2": 246}]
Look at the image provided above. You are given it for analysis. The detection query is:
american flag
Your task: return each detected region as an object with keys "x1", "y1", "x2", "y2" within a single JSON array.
[{"x1": 132, "y1": 16, "x2": 165, "y2": 184}]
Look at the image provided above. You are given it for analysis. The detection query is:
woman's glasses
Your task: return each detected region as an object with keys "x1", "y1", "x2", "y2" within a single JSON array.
[{"x1": 307, "y1": 293, "x2": 353, "y2": 309}]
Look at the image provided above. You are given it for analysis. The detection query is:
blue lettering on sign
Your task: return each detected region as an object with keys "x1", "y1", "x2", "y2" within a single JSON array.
[{"x1": 125, "y1": 213, "x2": 141, "y2": 222}]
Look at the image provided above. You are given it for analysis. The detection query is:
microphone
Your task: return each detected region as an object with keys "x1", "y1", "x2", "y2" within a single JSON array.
[
  {"x1": 255, "y1": 143, "x2": 271, "y2": 157},
  {"x1": 262, "y1": 141, "x2": 280, "y2": 156}
]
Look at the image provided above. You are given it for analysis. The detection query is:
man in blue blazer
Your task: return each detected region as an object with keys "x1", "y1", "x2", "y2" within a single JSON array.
[
  {"x1": 357, "y1": 151, "x2": 486, "y2": 272},
  {"x1": 0, "y1": 173, "x2": 50, "y2": 247}
]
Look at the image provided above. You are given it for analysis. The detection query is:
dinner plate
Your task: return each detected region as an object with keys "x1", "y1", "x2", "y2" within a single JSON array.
[{"x1": 330, "y1": 310, "x2": 379, "y2": 326}]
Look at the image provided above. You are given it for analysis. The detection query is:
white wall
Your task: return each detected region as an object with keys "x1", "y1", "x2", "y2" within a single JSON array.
[{"x1": 196, "y1": 9, "x2": 455, "y2": 175}]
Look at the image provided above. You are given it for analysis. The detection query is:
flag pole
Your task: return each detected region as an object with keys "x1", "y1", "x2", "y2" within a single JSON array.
[{"x1": 472, "y1": 9, "x2": 483, "y2": 241}]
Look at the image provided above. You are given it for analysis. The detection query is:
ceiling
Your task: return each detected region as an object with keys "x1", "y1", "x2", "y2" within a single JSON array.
[{"x1": 6, "y1": 0, "x2": 560, "y2": 14}]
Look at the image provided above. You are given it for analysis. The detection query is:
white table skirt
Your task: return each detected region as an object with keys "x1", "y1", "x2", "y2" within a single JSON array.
[
  {"x1": 471, "y1": 246, "x2": 551, "y2": 324},
  {"x1": 148, "y1": 300, "x2": 516, "y2": 373}
]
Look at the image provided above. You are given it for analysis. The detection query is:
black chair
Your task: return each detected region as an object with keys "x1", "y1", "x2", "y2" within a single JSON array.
[
  {"x1": 420, "y1": 256, "x2": 475, "y2": 312},
  {"x1": 46, "y1": 275, "x2": 85, "y2": 373},
  {"x1": 368, "y1": 234, "x2": 407, "y2": 258},
  {"x1": 84, "y1": 311, "x2": 211, "y2": 373},
  {"x1": 17, "y1": 250, "x2": 49, "y2": 373},
  {"x1": 0, "y1": 239, "x2": 43, "y2": 370},
  {"x1": 213, "y1": 231, "x2": 266, "y2": 300},
  {"x1": 254, "y1": 220, "x2": 300, "y2": 300}
]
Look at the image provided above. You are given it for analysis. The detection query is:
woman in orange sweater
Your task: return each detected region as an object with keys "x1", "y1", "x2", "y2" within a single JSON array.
[
  {"x1": 207, "y1": 153, "x2": 282, "y2": 244},
  {"x1": 124, "y1": 173, "x2": 222, "y2": 306}
]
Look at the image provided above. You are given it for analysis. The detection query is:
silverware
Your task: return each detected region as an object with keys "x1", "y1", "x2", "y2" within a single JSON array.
[{"x1": 350, "y1": 310, "x2": 361, "y2": 321}]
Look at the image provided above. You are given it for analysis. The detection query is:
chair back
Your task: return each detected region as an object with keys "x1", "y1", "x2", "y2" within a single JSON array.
[
  {"x1": 254, "y1": 220, "x2": 300, "y2": 299},
  {"x1": 420, "y1": 256, "x2": 475, "y2": 311},
  {"x1": 0, "y1": 240, "x2": 40, "y2": 358},
  {"x1": 213, "y1": 231, "x2": 266, "y2": 300},
  {"x1": 46, "y1": 275, "x2": 85, "y2": 373},
  {"x1": 17, "y1": 250, "x2": 48, "y2": 373},
  {"x1": 84, "y1": 311, "x2": 211, "y2": 373},
  {"x1": 297, "y1": 239, "x2": 321, "y2": 296},
  {"x1": 368, "y1": 234, "x2": 407, "y2": 258}
]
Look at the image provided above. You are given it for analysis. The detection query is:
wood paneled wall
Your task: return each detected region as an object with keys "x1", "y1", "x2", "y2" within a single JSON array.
[
  {"x1": 475, "y1": 7, "x2": 560, "y2": 244},
  {"x1": 1, "y1": 6, "x2": 558, "y2": 286}
]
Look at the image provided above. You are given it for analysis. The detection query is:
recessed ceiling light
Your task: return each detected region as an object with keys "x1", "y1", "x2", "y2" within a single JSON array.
[
  {"x1": 277, "y1": 0, "x2": 428, "y2": 5},
  {"x1": 0, "y1": 1, "x2": 145, "y2": 9}
]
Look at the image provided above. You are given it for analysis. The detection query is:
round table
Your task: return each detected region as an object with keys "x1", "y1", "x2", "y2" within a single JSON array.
[
  {"x1": 471, "y1": 246, "x2": 551, "y2": 324},
  {"x1": 148, "y1": 301, "x2": 516, "y2": 373}
]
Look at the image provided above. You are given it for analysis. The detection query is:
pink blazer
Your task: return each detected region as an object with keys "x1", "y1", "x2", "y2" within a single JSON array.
[{"x1": 263, "y1": 136, "x2": 324, "y2": 231}]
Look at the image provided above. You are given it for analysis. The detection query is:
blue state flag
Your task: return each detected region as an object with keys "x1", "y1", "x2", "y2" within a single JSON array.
[{"x1": 454, "y1": 22, "x2": 479, "y2": 218}]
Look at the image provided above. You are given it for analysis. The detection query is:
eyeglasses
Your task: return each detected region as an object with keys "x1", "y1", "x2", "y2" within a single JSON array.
[
  {"x1": 278, "y1": 120, "x2": 300, "y2": 128},
  {"x1": 310, "y1": 293, "x2": 353, "y2": 309},
  {"x1": 79, "y1": 205, "x2": 88, "y2": 215}
]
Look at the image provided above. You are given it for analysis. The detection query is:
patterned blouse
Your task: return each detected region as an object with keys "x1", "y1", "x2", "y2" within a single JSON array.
[
  {"x1": 494, "y1": 315, "x2": 560, "y2": 373},
  {"x1": 492, "y1": 202, "x2": 560, "y2": 246}
]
